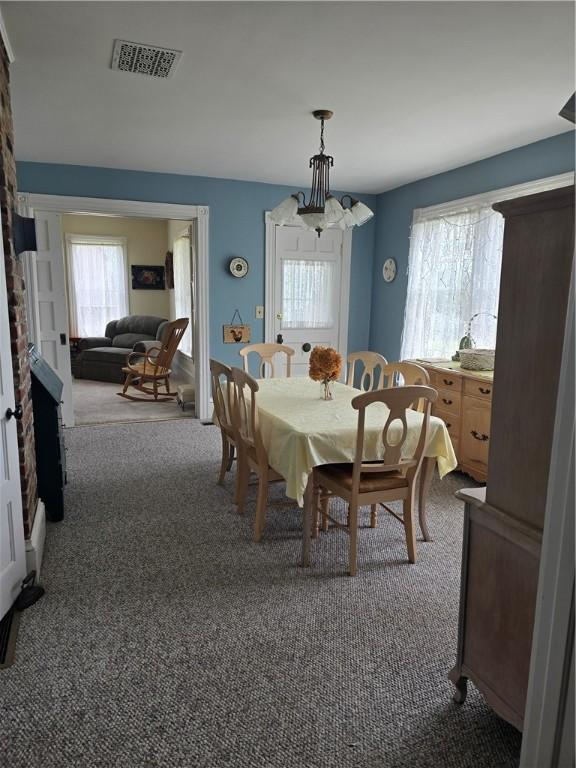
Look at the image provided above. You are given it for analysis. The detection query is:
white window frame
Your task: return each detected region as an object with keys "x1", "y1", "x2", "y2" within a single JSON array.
[{"x1": 64, "y1": 233, "x2": 129, "y2": 338}]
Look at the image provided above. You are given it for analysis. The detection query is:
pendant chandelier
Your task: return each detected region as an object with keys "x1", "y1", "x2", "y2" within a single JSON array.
[{"x1": 270, "y1": 110, "x2": 374, "y2": 236}]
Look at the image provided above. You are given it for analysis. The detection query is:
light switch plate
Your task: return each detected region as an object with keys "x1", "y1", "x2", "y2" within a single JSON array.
[{"x1": 255, "y1": 305, "x2": 264, "y2": 319}]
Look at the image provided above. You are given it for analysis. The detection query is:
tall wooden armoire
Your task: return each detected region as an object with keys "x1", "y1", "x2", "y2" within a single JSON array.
[{"x1": 449, "y1": 186, "x2": 575, "y2": 730}]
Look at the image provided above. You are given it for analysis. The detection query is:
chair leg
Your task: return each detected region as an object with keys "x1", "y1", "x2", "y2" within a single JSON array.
[
  {"x1": 218, "y1": 433, "x2": 229, "y2": 485},
  {"x1": 311, "y1": 474, "x2": 320, "y2": 540},
  {"x1": 321, "y1": 493, "x2": 329, "y2": 532},
  {"x1": 348, "y1": 503, "x2": 359, "y2": 576},
  {"x1": 253, "y1": 471, "x2": 269, "y2": 542},
  {"x1": 235, "y1": 455, "x2": 250, "y2": 514},
  {"x1": 165, "y1": 376, "x2": 171, "y2": 394},
  {"x1": 226, "y1": 443, "x2": 235, "y2": 471},
  {"x1": 153, "y1": 379, "x2": 159, "y2": 401},
  {"x1": 122, "y1": 373, "x2": 133, "y2": 394},
  {"x1": 370, "y1": 504, "x2": 378, "y2": 528},
  {"x1": 403, "y1": 490, "x2": 417, "y2": 564}
]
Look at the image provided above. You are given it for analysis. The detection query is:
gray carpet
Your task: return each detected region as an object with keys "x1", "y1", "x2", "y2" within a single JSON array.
[
  {"x1": 1, "y1": 419, "x2": 521, "y2": 768},
  {"x1": 72, "y1": 372, "x2": 194, "y2": 426}
]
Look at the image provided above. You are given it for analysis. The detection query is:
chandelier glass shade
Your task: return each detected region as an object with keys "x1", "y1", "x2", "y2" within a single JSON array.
[{"x1": 270, "y1": 110, "x2": 374, "y2": 235}]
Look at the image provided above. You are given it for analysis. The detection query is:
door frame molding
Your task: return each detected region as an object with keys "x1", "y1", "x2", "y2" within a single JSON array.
[
  {"x1": 18, "y1": 193, "x2": 211, "y2": 421},
  {"x1": 520, "y1": 263, "x2": 575, "y2": 768},
  {"x1": 264, "y1": 212, "x2": 352, "y2": 368}
]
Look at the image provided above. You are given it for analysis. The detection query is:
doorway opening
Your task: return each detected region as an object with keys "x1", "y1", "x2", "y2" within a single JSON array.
[
  {"x1": 19, "y1": 194, "x2": 211, "y2": 425},
  {"x1": 63, "y1": 213, "x2": 195, "y2": 425}
]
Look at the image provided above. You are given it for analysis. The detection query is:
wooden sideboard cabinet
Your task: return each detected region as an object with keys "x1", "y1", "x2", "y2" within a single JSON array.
[{"x1": 416, "y1": 361, "x2": 493, "y2": 482}]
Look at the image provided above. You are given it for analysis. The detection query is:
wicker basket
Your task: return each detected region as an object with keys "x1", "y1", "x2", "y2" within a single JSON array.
[{"x1": 459, "y1": 348, "x2": 495, "y2": 371}]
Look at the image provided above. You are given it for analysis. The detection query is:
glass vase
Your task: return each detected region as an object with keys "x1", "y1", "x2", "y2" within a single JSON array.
[{"x1": 321, "y1": 380, "x2": 334, "y2": 401}]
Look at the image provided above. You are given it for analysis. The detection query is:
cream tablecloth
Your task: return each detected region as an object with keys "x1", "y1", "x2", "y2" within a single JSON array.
[{"x1": 255, "y1": 377, "x2": 457, "y2": 505}]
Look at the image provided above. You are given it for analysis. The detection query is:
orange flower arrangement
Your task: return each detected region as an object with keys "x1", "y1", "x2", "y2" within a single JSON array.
[{"x1": 309, "y1": 346, "x2": 342, "y2": 400}]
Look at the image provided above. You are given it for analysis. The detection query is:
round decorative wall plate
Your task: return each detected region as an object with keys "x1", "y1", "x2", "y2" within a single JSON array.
[
  {"x1": 382, "y1": 257, "x2": 397, "y2": 283},
  {"x1": 229, "y1": 257, "x2": 249, "y2": 278}
]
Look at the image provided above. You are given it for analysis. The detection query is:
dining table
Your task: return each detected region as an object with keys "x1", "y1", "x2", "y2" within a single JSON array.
[{"x1": 252, "y1": 376, "x2": 458, "y2": 566}]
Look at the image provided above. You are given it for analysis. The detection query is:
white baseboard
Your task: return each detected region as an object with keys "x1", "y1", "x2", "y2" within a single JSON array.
[{"x1": 25, "y1": 500, "x2": 46, "y2": 579}]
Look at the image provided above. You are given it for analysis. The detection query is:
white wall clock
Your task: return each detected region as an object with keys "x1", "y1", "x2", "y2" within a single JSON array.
[
  {"x1": 382, "y1": 258, "x2": 397, "y2": 283},
  {"x1": 229, "y1": 257, "x2": 249, "y2": 278}
]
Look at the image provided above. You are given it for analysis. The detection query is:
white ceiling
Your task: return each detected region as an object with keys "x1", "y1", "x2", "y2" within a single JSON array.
[{"x1": 2, "y1": 1, "x2": 574, "y2": 194}]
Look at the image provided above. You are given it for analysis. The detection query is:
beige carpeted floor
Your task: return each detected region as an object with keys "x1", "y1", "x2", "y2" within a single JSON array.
[{"x1": 72, "y1": 372, "x2": 195, "y2": 425}]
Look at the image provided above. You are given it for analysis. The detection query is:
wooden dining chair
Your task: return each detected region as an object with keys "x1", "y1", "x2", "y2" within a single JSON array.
[
  {"x1": 230, "y1": 367, "x2": 285, "y2": 541},
  {"x1": 380, "y1": 361, "x2": 430, "y2": 388},
  {"x1": 313, "y1": 385, "x2": 438, "y2": 576},
  {"x1": 346, "y1": 351, "x2": 388, "y2": 391},
  {"x1": 239, "y1": 343, "x2": 295, "y2": 378},
  {"x1": 380, "y1": 361, "x2": 431, "y2": 411},
  {"x1": 118, "y1": 318, "x2": 189, "y2": 401},
  {"x1": 210, "y1": 359, "x2": 236, "y2": 486}
]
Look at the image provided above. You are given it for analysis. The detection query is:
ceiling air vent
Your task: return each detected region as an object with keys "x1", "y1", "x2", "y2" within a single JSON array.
[{"x1": 111, "y1": 39, "x2": 182, "y2": 79}]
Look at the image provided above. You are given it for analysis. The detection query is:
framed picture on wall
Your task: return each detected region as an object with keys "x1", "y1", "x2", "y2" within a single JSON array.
[{"x1": 131, "y1": 265, "x2": 165, "y2": 290}]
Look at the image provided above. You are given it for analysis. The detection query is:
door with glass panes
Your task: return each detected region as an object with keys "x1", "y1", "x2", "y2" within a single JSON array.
[{"x1": 273, "y1": 226, "x2": 346, "y2": 377}]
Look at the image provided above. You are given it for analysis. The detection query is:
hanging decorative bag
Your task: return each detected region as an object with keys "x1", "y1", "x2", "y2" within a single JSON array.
[{"x1": 223, "y1": 309, "x2": 251, "y2": 344}]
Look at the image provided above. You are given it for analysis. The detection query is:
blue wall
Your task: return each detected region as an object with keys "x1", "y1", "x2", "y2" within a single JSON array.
[
  {"x1": 17, "y1": 130, "x2": 574, "y2": 369},
  {"x1": 370, "y1": 130, "x2": 575, "y2": 361},
  {"x1": 16, "y1": 162, "x2": 376, "y2": 368}
]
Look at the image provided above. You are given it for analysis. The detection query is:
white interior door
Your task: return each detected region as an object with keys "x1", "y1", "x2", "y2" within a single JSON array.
[
  {"x1": 272, "y1": 226, "x2": 347, "y2": 376},
  {"x1": 172, "y1": 223, "x2": 195, "y2": 361},
  {"x1": 0, "y1": 224, "x2": 26, "y2": 621},
  {"x1": 33, "y1": 211, "x2": 74, "y2": 425}
]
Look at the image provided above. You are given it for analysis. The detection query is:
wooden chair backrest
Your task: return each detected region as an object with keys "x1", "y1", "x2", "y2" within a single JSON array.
[
  {"x1": 380, "y1": 361, "x2": 430, "y2": 388},
  {"x1": 350, "y1": 385, "x2": 438, "y2": 491},
  {"x1": 210, "y1": 358, "x2": 234, "y2": 433},
  {"x1": 239, "y1": 343, "x2": 295, "y2": 378},
  {"x1": 346, "y1": 351, "x2": 388, "y2": 391},
  {"x1": 230, "y1": 367, "x2": 268, "y2": 467},
  {"x1": 379, "y1": 362, "x2": 431, "y2": 411},
  {"x1": 154, "y1": 318, "x2": 189, "y2": 371}
]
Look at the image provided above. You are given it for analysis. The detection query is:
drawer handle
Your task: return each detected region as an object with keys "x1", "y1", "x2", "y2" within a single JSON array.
[
  {"x1": 471, "y1": 430, "x2": 489, "y2": 442},
  {"x1": 479, "y1": 387, "x2": 491, "y2": 395},
  {"x1": 442, "y1": 398, "x2": 453, "y2": 405},
  {"x1": 442, "y1": 378, "x2": 454, "y2": 386},
  {"x1": 446, "y1": 422, "x2": 452, "y2": 429}
]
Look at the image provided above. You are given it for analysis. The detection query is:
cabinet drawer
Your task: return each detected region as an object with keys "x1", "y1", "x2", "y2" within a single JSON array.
[
  {"x1": 461, "y1": 400, "x2": 491, "y2": 469},
  {"x1": 464, "y1": 377, "x2": 494, "y2": 401},
  {"x1": 433, "y1": 407, "x2": 460, "y2": 440},
  {"x1": 436, "y1": 388, "x2": 461, "y2": 416},
  {"x1": 430, "y1": 370, "x2": 463, "y2": 392}
]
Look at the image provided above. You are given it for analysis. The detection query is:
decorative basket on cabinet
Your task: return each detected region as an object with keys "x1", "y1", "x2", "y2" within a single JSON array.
[{"x1": 459, "y1": 348, "x2": 495, "y2": 371}]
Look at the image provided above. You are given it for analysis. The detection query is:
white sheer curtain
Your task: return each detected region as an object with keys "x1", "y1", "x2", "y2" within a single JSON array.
[
  {"x1": 173, "y1": 234, "x2": 193, "y2": 357},
  {"x1": 400, "y1": 204, "x2": 504, "y2": 360},
  {"x1": 66, "y1": 235, "x2": 129, "y2": 337},
  {"x1": 281, "y1": 258, "x2": 335, "y2": 329}
]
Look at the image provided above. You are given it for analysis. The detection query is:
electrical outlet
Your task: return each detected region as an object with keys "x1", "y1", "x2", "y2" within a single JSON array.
[{"x1": 255, "y1": 306, "x2": 264, "y2": 319}]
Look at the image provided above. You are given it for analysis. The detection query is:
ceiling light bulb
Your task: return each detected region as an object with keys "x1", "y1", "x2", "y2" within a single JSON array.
[
  {"x1": 338, "y1": 208, "x2": 356, "y2": 229},
  {"x1": 270, "y1": 195, "x2": 299, "y2": 225},
  {"x1": 350, "y1": 200, "x2": 374, "y2": 226},
  {"x1": 324, "y1": 195, "x2": 344, "y2": 224},
  {"x1": 300, "y1": 212, "x2": 327, "y2": 232}
]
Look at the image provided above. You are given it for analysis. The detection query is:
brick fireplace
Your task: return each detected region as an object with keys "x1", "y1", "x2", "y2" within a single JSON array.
[{"x1": 0, "y1": 35, "x2": 38, "y2": 537}]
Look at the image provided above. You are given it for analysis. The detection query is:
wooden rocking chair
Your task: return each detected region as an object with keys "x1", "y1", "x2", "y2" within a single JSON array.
[{"x1": 118, "y1": 318, "x2": 189, "y2": 402}]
